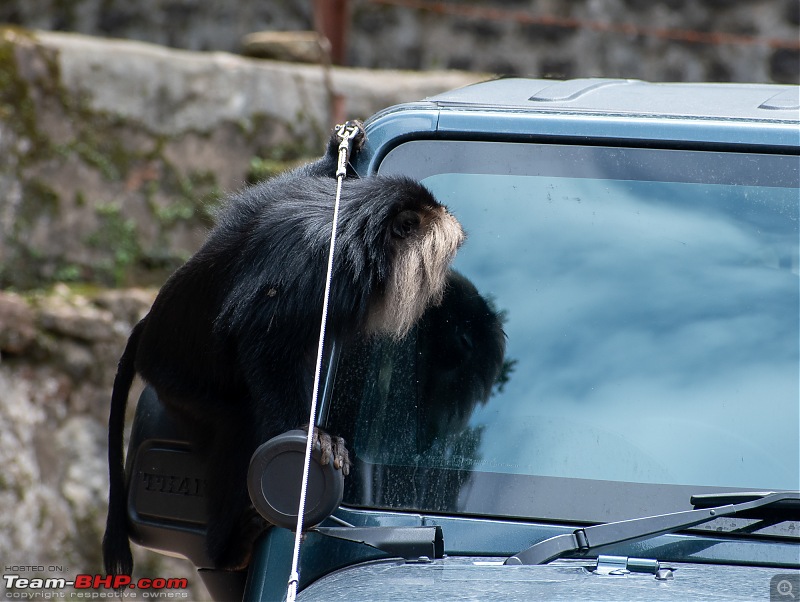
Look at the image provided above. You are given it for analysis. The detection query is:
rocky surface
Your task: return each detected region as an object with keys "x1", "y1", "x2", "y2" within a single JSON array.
[{"x1": 0, "y1": 286, "x2": 216, "y2": 597}]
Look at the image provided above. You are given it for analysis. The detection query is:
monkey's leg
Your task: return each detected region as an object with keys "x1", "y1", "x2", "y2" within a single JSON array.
[{"x1": 203, "y1": 412, "x2": 269, "y2": 570}]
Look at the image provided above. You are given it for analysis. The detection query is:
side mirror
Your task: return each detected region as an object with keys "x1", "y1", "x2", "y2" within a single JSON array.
[{"x1": 247, "y1": 430, "x2": 344, "y2": 531}]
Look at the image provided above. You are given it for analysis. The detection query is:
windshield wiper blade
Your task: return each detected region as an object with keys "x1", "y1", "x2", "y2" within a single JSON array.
[
  {"x1": 691, "y1": 491, "x2": 800, "y2": 519},
  {"x1": 505, "y1": 490, "x2": 800, "y2": 566}
]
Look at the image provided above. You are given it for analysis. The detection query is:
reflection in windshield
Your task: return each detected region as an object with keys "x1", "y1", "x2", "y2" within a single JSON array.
[
  {"x1": 338, "y1": 270, "x2": 507, "y2": 510},
  {"x1": 426, "y1": 174, "x2": 798, "y2": 490},
  {"x1": 414, "y1": 271, "x2": 508, "y2": 452}
]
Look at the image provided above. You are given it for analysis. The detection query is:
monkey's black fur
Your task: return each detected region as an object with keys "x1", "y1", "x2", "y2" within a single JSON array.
[
  {"x1": 103, "y1": 125, "x2": 464, "y2": 575},
  {"x1": 415, "y1": 271, "x2": 507, "y2": 451}
]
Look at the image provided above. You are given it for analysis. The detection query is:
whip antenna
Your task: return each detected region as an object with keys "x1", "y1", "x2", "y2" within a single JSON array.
[{"x1": 286, "y1": 122, "x2": 360, "y2": 602}]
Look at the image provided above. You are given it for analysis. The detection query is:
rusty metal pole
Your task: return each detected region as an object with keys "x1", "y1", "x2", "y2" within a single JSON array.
[
  {"x1": 314, "y1": 0, "x2": 350, "y2": 126},
  {"x1": 314, "y1": 0, "x2": 350, "y2": 65}
]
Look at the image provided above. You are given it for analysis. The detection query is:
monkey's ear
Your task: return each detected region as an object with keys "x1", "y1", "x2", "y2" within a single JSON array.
[{"x1": 391, "y1": 210, "x2": 422, "y2": 239}]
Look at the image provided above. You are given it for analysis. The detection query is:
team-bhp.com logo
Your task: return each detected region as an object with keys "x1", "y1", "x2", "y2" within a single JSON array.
[{"x1": 3, "y1": 572, "x2": 189, "y2": 599}]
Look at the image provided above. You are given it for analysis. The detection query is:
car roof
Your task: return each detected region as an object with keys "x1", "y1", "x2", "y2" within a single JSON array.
[
  {"x1": 357, "y1": 78, "x2": 799, "y2": 175},
  {"x1": 426, "y1": 78, "x2": 800, "y2": 123}
]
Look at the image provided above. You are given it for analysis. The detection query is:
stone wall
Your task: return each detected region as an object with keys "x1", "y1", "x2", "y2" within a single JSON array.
[
  {"x1": 350, "y1": 0, "x2": 800, "y2": 84},
  {"x1": 1, "y1": 0, "x2": 798, "y2": 83},
  {"x1": 0, "y1": 285, "x2": 198, "y2": 595},
  {"x1": 0, "y1": 27, "x2": 483, "y2": 290}
]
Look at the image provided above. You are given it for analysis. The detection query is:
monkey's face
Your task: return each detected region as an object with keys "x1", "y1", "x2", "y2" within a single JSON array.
[{"x1": 366, "y1": 198, "x2": 465, "y2": 339}]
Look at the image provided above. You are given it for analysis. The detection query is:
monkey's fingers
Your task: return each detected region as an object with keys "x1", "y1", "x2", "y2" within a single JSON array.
[
  {"x1": 344, "y1": 120, "x2": 366, "y2": 152},
  {"x1": 312, "y1": 427, "x2": 334, "y2": 467},
  {"x1": 299, "y1": 425, "x2": 333, "y2": 465},
  {"x1": 328, "y1": 120, "x2": 366, "y2": 157},
  {"x1": 330, "y1": 436, "x2": 352, "y2": 476},
  {"x1": 302, "y1": 426, "x2": 351, "y2": 476}
]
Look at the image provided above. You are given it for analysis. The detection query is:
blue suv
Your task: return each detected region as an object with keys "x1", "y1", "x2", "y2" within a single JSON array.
[{"x1": 125, "y1": 78, "x2": 799, "y2": 601}]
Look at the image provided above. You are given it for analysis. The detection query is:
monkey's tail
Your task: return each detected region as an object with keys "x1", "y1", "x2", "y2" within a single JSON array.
[{"x1": 102, "y1": 319, "x2": 145, "y2": 576}]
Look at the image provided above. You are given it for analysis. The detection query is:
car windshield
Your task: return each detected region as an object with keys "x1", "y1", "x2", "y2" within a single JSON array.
[{"x1": 326, "y1": 140, "x2": 799, "y2": 524}]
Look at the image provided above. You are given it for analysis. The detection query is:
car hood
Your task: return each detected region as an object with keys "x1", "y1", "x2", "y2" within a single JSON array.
[{"x1": 298, "y1": 556, "x2": 786, "y2": 601}]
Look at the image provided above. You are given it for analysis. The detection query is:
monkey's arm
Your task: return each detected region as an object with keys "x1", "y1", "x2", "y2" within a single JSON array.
[{"x1": 293, "y1": 120, "x2": 366, "y2": 179}]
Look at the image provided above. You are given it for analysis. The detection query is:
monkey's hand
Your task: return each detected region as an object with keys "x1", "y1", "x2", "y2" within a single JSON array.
[
  {"x1": 325, "y1": 120, "x2": 366, "y2": 164},
  {"x1": 303, "y1": 425, "x2": 352, "y2": 476}
]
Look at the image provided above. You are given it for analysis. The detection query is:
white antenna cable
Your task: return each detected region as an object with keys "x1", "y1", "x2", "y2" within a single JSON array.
[{"x1": 286, "y1": 122, "x2": 361, "y2": 602}]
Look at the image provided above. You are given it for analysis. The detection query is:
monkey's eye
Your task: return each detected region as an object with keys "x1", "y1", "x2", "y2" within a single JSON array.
[{"x1": 391, "y1": 210, "x2": 421, "y2": 239}]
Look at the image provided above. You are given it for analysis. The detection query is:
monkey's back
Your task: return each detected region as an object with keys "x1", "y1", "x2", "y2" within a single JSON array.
[{"x1": 133, "y1": 173, "x2": 453, "y2": 416}]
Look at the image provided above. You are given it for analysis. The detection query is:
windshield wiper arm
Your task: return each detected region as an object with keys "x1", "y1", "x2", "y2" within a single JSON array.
[{"x1": 505, "y1": 490, "x2": 800, "y2": 566}]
